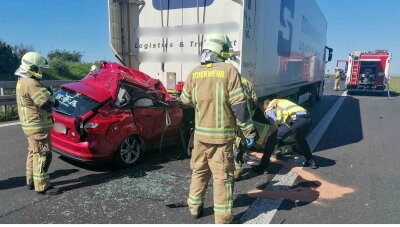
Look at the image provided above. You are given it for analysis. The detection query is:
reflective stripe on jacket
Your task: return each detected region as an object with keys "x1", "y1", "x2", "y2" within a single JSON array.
[
  {"x1": 240, "y1": 77, "x2": 257, "y2": 115},
  {"x1": 16, "y1": 77, "x2": 55, "y2": 135},
  {"x1": 181, "y1": 62, "x2": 256, "y2": 144},
  {"x1": 269, "y1": 99, "x2": 306, "y2": 126}
]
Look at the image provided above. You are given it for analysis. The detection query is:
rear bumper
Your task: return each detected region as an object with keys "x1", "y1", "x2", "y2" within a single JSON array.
[
  {"x1": 51, "y1": 132, "x2": 113, "y2": 164},
  {"x1": 347, "y1": 89, "x2": 386, "y2": 93},
  {"x1": 52, "y1": 146, "x2": 102, "y2": 165}
]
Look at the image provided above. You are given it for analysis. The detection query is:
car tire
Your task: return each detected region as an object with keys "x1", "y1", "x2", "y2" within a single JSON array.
[{"x1": 114, "y1": 135, "x2": 142, "y2": 168}]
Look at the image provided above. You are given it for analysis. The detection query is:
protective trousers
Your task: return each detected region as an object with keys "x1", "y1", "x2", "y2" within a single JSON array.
[
  {"x1": 233, "y1": 137, "x2": 245, "y2": 180},
  {"x1": 334, "y1": 78, "x2": 340, "y2": 91},
  {"x1": 188, "y1": 139, "x2": 235, "y2": 224},
  {"x1": 260, "y1": 118, "x2": 313, "y2": 167},
  {"x1": 26, "y1": 132, "x2": 52, "y2": 192}
]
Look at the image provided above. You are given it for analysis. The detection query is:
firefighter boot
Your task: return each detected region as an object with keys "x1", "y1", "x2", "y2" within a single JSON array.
[
  {"x1": 37, "y1": 186, "x2": 60, "y2": 195},
  {"x1": 303, "y1": 159, "x2": 318, "y2": 169},
  {"x1": 191, "y1": 206, "x2": 204, "y2": 219}
]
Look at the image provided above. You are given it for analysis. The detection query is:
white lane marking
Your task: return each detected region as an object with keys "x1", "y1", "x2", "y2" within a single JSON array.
[
  {"x1": 240, "y1": 160, "x2": 301, "y2": 224},
  {"x1": 307, "y1": 91, "x2": 347, "y2": 151},
  {"x1": 0, "y1": 121, "x2": 20, "y2": 128},
  {"x1": 241, "y1": 91, "x2": 348, "y2": 224},
  {"x1": 353, "y1": 96, "x2": 393, "y2": 100}
]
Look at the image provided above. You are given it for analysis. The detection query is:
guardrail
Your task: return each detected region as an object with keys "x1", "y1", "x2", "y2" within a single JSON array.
[{"x1": 0, "y1": 80, "x2": 75, "y2": 107}]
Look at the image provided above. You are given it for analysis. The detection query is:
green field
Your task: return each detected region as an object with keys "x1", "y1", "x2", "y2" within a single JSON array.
[{"x1": 389, "y1": 76, "x2": 400, "y2": 94}]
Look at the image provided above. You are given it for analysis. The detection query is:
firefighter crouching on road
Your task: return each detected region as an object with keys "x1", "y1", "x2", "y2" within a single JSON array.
[
  {"x1": 15, "y1": 52, "x2": 60, "y2": 195},
  {"x1": 233, "y1": 77, "x2": 257, "y2": 181},
  {"x1": 254, "y1": 98, "x2": 318, "y2": 173},
  {"x1": 180, "y1": 33, "x2": 257, "y2": 224},
  {"x1": 334, "y1": 67, "x2": 341, "y2": 91}
]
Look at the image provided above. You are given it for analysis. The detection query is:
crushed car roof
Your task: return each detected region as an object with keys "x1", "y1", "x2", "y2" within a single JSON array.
[{"x1": 61, "y1": 62, "x2": 171, "y2": 103}]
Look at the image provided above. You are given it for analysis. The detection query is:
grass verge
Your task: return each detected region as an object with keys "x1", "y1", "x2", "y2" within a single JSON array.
[{"x1": 389, "y1": 76, "x2": 400, "y2": 94}]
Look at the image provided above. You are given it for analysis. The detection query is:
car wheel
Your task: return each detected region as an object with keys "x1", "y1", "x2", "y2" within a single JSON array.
[{"x1": 114, "y1": 136, "x2": 142, "y2": 168}]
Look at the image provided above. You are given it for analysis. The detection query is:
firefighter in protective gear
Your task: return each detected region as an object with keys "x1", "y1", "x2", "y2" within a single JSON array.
[
  {"x1": 334, "y1": 67, "x2": 341, "y2": 91},
  {"x1": 90, "y1": 65, "x2": 97, "y2": 72},
  {"x1": 180, "y1": 33, "x2": 256, "y2": 224},
  {"x1": 254, "y1": 99, "x2": 318, "y2": 173},
  {"x1": 233, "y1": 77, "x2": 257, "y2": 181},
  {"x1": 15, "y1": 52, "x2": 60, "y2": 195}
]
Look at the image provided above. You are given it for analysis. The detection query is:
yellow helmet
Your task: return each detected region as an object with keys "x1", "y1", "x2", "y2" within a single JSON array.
[
  {"x1": 203, "y1": 33, "x2": 233, "y2": 58},
  {"x1": 20, "y1": 52, "x2": 49, "y2": 79}
]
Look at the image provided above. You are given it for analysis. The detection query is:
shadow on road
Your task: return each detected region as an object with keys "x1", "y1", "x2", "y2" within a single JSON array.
[
  {"x1": 52, "y1": 166, "x2": 154, "y2": 192},
  {"x1": 347, "y1": 90, "x2": 399, "y2": 97},
  {"x1": 0, "y1": 169, "x2": 79, "y2": 191},
  {"x1": 51, "y1": 147, "x2": 189, "y2": 193},
  {"x1": 390, "y1": 91, "x2": 400, "y2": 97},
  {"x1": 314, "y1": 96, "x2": 363, "y2": 152}
]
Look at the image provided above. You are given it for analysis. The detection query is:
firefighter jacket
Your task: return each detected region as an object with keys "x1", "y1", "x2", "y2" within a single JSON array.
[
  {"x1": 181, "y1": 62, "x2": 256, "y2": 144},
  {"x1": 16, "y1": 77, "x2": 55, "y2": 135},
  {"x1": 267, "y1": 99, "x2": 307, "y2": 126},
  {"x1": 241, "y1": 77, "x2": 257, "y2": 115},
  {"x1": 334, "y1": 70, "x2": 341, "y2": 79}
]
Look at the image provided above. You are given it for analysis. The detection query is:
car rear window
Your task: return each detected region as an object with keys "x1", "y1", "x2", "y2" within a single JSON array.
[{"x1": 53, "y1": 89, "x2": 100, "y2": 118}]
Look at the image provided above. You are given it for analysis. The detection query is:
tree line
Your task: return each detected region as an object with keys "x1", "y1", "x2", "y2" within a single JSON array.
[{"x1": 0, "y1": 40, "x2": 94, "y2": 81}]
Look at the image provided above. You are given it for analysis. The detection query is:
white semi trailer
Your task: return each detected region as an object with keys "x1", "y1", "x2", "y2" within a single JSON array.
[{"x1": 108, "y1": 0, "x2": 332, "y2": 104}]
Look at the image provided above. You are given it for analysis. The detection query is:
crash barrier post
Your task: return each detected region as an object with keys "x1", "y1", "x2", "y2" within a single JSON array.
[{"x1": 0, "y1": 87, "x2": 5, "y2": 113}]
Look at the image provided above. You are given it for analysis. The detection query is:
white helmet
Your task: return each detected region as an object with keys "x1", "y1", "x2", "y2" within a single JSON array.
[
  {"x1": 20, "y1": 52, "x2": 49, "y2": 79},
  {"x1": 203, "y1": 33, "x2": 233, "y2": 58},
  {"x1": 90, "y1": 65, "x2": 97, "y2": 72}
]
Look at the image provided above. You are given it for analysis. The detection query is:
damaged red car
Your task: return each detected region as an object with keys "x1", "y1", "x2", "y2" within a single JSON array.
[{"x1": 51, "y1": 62, "x2": 190, "y2": 167}]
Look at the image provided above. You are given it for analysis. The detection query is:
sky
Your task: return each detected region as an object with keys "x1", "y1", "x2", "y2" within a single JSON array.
[
  {"x1": 0, "y1": 0, "x2": 399, "y2": 75},
  {"x1": 317, "y1": 0, "x2": 400, "y2": 75},
  {"x1": 0, "y1": 0, "x2": 113, "y2": 62}
]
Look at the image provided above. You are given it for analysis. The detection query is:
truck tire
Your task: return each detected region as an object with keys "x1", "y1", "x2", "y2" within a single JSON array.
[
  {"x1": 114, "y1": 135, "x2": 142, "y2": 168},
  {"x1": 309, "y1": 85, "x2": 318, "y2": 106},
  {"x1": 316, "y1": 82, "x2": 324, "y2": 101}
]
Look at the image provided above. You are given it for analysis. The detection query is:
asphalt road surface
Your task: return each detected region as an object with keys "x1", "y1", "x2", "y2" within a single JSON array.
[{"x1": 0, "y1": 79, "x2": 399, "y2": 224}]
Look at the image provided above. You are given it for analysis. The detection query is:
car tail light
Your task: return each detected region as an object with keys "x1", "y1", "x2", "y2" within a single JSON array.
[
  {"x1": 83, "y1": 122, "x2": 99, "y2": 132},
  {"x1": 84, "y1": 122, "x2": 106, "y2": 134},
  {"x1": 83, "y1": 112, "x2": 126, "y2": 135}
]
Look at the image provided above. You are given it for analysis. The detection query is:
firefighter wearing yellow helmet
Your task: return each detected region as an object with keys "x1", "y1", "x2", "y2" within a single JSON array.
[
  {"x1": 180, "y1": 33, "x2": 256, "y2": 224},
  {"x1": 15, "y1": 52, "x2": 60, "y2": 195}
]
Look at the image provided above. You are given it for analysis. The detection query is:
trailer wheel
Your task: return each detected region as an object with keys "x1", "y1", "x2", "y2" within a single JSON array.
[
  {"x1": 309, "y1": 85, "x2": 318, "y2": 106},
  {"x1": 316, "y1": 82, "x2": 324, "y2": 101}
]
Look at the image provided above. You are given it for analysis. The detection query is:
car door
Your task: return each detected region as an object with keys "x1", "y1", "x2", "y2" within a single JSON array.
[
  {"x1": 131, "y1": 95, "x2": 165, "y2": 146},
  {"x1": 163, "y1": 99, "x2": 183, "y2": 140}
]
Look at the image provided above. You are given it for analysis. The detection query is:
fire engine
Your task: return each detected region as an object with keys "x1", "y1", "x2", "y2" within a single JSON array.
[{"x1": 345, "y1": 50, "x2": 391, "y2": 94}]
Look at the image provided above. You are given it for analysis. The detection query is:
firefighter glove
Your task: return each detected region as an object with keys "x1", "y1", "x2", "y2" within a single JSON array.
[{"x1": 246, "y1": 138, "x2": 255, "y2": 149}]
